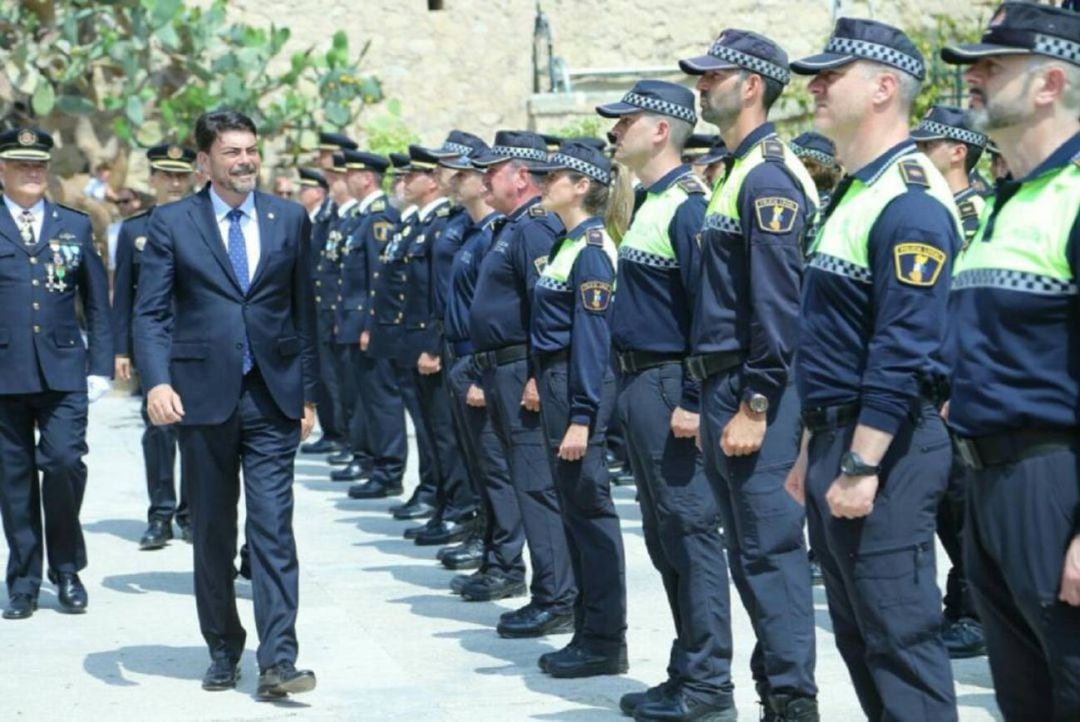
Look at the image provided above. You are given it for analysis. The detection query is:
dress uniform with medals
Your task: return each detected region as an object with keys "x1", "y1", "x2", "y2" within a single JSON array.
[
  {"x1": 942, "y1": 4, "x2": 1080, "y2": 718},
  {"x1": 791, "y1": 20, "x2": 963, "y2": 720},
  {"x1": 679, "y1": 30, "x2": 821, "y2": 719},
  {"x1": 112, "y1": 143, "x2": 196, "y2": 550},
  {"x1": 0, "y1": 128, "x2": 113, "y2": 620}
]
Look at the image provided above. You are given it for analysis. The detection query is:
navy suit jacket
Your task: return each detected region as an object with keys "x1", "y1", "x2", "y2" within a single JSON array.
[
  {"x1": 133, "y1": 187, "x2": 317, "y2": 425},
  {"x1": 0, "y1": 198, "x2": 112, "y2": 394},
  {"x1": 111, "y1": 206, "x2": 156, "y2": 358}
]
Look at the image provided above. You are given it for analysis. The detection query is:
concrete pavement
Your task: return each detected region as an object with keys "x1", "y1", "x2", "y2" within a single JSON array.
[{"x1": 1, "y1": 394, "x2": 1001, "y2": 720}]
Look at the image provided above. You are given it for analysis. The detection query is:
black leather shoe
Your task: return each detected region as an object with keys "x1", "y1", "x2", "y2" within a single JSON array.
[
  {"x1": 620, "y1": 679, "x2": 678, "y2": 716},
  {"x1": 633, "y1": 689, "x2": 737, "y2": 721},
  {"x1": 538, "y1": 639, "x2": 579, "y2": 672},
  {"x1": 300, "y1": 437, "x2": 342, "y2": 455},
  {"x1": 330, "y1": 461, "x2": 370, "y2": 482},
  {"x1": 347, "y1": 479, "x2": 403, "y2": 499},
  {"x1": 496, "y1": 605, "x2": 574, "y2": 638},
  {"x1": 499, "y1": 601, "x2": 538, "y2": 623},
  {"x1": 441, "y1": 537, "x2": 485, "y2": 569},
  {"x1": 943, "y1": 617, "x2": 986, "y2": 659},
  {"x1": 202, "y1": 658, "x2": 240, "y2": 691},
  {"x1": 415, "y1": 518, "x2": 474, "y2": 546},
  {"x1": 139, "y1": 518, "x2": 173, "y2": 550},
  {"x1": 392, "y1": 499, "x2": 436, "y2": 520},
  {"x1": 545, "y1": 643, "x2": 627, "y2": 678},
  {"x1": 2, "y1": 594, "x2": 37, "y2": 620},
  {"x1": 178, "y1": 523, "x2": 194, "y2": 544},
  {"x1": 55, "y1": 572, "x2": 88, "y2": 613},
  {"x1": 404, "y1": 518, "x2": 440, "y2": 540},
  {"x1": 256, "y1": 662, "x2": 316, "y2": 698},
  {"x1": 436, "y1": 541, "x2": 466, "y2": 561},
  {"x1": 450, "y1": 569, "x2": 488, "y2": 595},
  {"x1": 462, "y1": 572, "x2": 526, "y2": 602},
  {"x1": 764, "y1": 694, "x2": 819, "y2": 722},
  {"x1": 326, "y1": 449, "x2": 354, "y2": 465},
  {"x1": 611, "y1": 468, "x2": 635, "y2": 486}
]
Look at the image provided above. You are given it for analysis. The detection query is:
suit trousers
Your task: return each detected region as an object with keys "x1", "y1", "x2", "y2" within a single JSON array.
[
  {"x1": 0, "y1": 390, "x2": 88, "y2": 598},
  {"x1": 179, "y1": 369, "x2": 301, "y2": 670}
]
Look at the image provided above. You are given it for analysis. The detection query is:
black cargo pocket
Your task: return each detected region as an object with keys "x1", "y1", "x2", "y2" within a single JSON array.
[{"x1": 853, "y1": 541, "x2": 939, "y2": 648}]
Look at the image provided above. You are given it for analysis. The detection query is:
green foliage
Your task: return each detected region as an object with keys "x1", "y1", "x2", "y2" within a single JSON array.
[
  {"x1": 363, "y1": 99, "x2": 420, "y2": 157},
  {"x1": 550, "y1": 117, "x2": 605, "y2": 141},
  {"x1": 0, "y1": 0, "x2": 382, "y2": 147}
]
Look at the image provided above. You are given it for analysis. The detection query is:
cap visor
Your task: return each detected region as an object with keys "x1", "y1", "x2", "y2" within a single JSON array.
[
  {"x1": 0, "y1": 150, "x2": 51, "y2": 161},
  {"x1": 940, "y1": 43, "x2": 1031, "y2": 65},
  {"x1": 595, "y1": 101, "x2": 641, "y2": 118},
  {"x1": 150, "y1": 161, "x2": 194, "y2": 172},
  {"x1": 439, "y1": 156, "x2": 476, "y2": 171},
  {"x1": 470, "y1": 151, "x2": 513, "y2": 168},
  {"x1": 678, "y1": 55, "x2": 739, "y2": 75},
  {"x1": 790, "y1": 52, "x2": 856, "y2": 75},
  {"x1": 909, "y1": 128, "x2": 947, "y2": 141}
]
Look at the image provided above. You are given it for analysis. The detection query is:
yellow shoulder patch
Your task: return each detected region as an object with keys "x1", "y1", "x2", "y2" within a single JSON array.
[
  {"x1": 373, "y1": 221, "x2": 392, "y2": 243},
  {"x1": 754, "y1": 197, "x2": 799, "y2": 234},
  {"x1": 893, "y1": 242, "x2": 946, "y2": 287},
  {"x1": 371, "y1": 199, "x2": 386, "y2": 213},
  {"x1": 579, "y1": 280, "x2": 613, "y2": 312}
]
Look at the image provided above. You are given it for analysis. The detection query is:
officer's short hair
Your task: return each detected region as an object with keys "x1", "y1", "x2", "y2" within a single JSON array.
[
  {"x1": 507, "y1": 158, "x2": 546, "y2": 188},
  {"x1": 644, "y1": 113, "x2": 695, "y2": 152},
  {"x1": 1028, "y1": 56, "x2": 1080, "y2": 115},
  {"x1": 735, "y1": 70, "x2": 785, "y2": 112},
  {"x1": 195, "y1": 110, "x2": 258, "y2": 153},
  {"x1": 858, "y1": 61, "x2": 921, "y2": 111}
]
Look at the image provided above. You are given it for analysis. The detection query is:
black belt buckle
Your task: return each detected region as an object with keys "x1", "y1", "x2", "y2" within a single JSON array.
[
  {"x1": 685, "y1": 356, "x2": 706, "y2": 382},
  {"x1": 616, "y1": 352, "x2": 636, "y2": 375},
  {"x1": 953, "y1": 437, "x2": 983, "y2": 470},
  {"x1": 474, "y1": 351, "x2": 492, "y2": 371}
]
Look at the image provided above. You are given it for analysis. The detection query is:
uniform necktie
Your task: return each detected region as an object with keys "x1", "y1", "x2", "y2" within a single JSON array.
[
  {"x1": 18, "y1": 209, "x2": 34, "y2": 245},
  {"x1": 226, "y1": 208, "x2": 254, "y2": 374}
]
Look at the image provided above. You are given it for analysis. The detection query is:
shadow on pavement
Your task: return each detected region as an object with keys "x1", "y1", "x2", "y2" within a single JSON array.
[
  {"x1": 390, "y1": 592, "x2": 511, "y2": 629},
  {"x1": 83, "y1": 518, "x2": 147, "y2": 544},
  {"x1": 364, "y1": 564, "x2": 460, "y2": 592},
  {"x1": 101, "y1": 571, "x2": 253, "y2": 601},
  {"x1": 83, "y1": 644, "x2": 215, "y2": 686}
]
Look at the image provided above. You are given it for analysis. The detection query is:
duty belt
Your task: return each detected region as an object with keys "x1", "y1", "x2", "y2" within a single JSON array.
[
  {"x1": 536, "y1": 348, "x2": 569, "y2": 368},
  {"x1": 615, "y1": 350, "x2": 684, "y2": 375},
  {"x1": 685, "y1": 351, "x2": 744, "y2": 382},
  {"x1": 954, "y1": 429, "x2": 1079, "y2": 471},
  {"x1": 473, "y1": 343, "x2": 529, "y2": 371},
  {"x1": 802, "y1": 403, "x2": 860, "y2": 432}
]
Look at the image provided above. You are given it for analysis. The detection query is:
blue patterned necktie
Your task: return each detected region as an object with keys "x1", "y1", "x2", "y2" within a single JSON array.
[{"x1": 226, "y1": 208, "x2": 254, "y2": 374}]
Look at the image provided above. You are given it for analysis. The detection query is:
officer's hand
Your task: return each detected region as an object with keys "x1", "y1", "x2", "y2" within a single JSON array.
[
  {"x1": 1059, "y1": 535, "x2": 1080, "y2": 606},
  {"x1": 418, "y1": 352, "x2": 441, "y2": 376},
  {"x1": 87, "y1": 375, "x2": 111, "y2": 403},
  {"x1": 940, "y1": 400, "x2": 950, "y2": 421},
  {"x1": 147, "y1": 384, "x2": 184, "y2": 425},
  {"x1": 300, "y1": 403, "x2": 316, "y2": 442},
  {"x1": 359, "y1": 330, "x2": 370, "y2": 352},
  {"x1": 826, "y1": 474, "x2": 878, "y2": 519},
  {"x1": 558, "y1": 423, "x2": 589, "y2": 462},
  {"x1": 784, "y1": 447, "x2": 809, "y2": 505},
  {"x1": 115, "y1": 356, "x2": 132, "y2": 381},
  {"x1": 671, "y1": 407, "x2": 700, "y2": 439},
  {"x1": 521, "y1": 378, "x2": 540, "y2": 412},
  {"x1": 466, "y1": 384, "x2": 486, "y2": 408},
  {"x1": 720, "y1": 403, "x2": 766, "y2": 457}
]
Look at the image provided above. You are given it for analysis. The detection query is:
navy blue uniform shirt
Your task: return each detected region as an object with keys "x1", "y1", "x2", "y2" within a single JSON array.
[
  {"x1": 402, "y1": 198, "x2": 452, "y2": 357},
  {"x1": 445, "y1": 211, "x2": 502, "y2": 346},
  {"x1": 432, "y1": 206, "x2": 470, "y2": 322},
  {"x1": 530, "y1": 217, "x2": 615, "y2": 426},
  {"x1": 797, "y1": 142, "x2": 961, "y2": 435},
  {"x1": 112, "y1": 207, "x2": 155, "y2": 358},
  {"x1": 469, "y1": 197, "x2": 564, "y2": 351},
  {"x1": 336, "y1": 192, "x2": 399, "y2": 344}
]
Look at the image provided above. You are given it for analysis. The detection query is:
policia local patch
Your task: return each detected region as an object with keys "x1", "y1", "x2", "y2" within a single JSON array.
[
  {"x1": 893, "y1": 243, "x2": 946, "y2": 287},
  {"x1": 754, "y1": 197, "x2": 799, "y2": 234},
  {"x1": 580, "y1": 281, "x2": 612, "y2": 312}
]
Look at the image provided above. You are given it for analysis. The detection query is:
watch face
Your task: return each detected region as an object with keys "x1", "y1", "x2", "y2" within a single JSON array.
[{"x1": 749, "y1": 395, "x2": 768, "y2": 413}]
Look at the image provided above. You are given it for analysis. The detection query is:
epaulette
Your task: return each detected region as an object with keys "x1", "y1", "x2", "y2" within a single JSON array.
[
  {"x1": 676, "y1": 174, "x2": 709, "y2": 195},
  {"x1": 347, "y1": 204, "x2": 363, "y2": 218},
  {"x1": 55, "y1": 202, "x2": 89, "y2": 217},
  {"x1": 370, "y1": 198, "x2": 386, "y2": 213},
  {"x1": 528, "y1": 205, "x2": 547, "y2": 217},
  {"x1": 898, "y1": 160, "x2": 930, "y2": 188},
  {"x1": 435, "y1": 205, "x2": 451, "y2": 218},
  {"x1": 761, "y1": 137, "x2": 785, "y2": 161},
  {"x1": 125, "y1": 208, "x2": 152, "y2": 221},
  {"x1": 586, "y1": 227, "x2": 604, "y2": 246},
  {"x1": 958, "y1": 199, "x2": 979, "y2": 220}
]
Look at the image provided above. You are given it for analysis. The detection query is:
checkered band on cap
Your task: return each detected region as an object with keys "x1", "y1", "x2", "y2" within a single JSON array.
[
  {"x1": 790, "y1": 144, "x2": 838, "y2": 168},
  {"x1": 491, "y1": 145, "x2": 548, "y2": 162},
  {"x1": 914, "y1": 120, "x2": 988, "y2": 147},
  {"x1": 440, "y1": 142, "x2": 473, "y2": 156},
  {"x1": 549, "y1": 152, "x2": 611, "y2": 185},
  {"x1": 708, "y1": 41, "x2": 790, "y2": 84},
  {"x1": 825, "y1": 37, "x2": 925, "y2": 78},
  {"x1": 621, "y1": 92, "x2": 697, "y2": 123},
  {"x1": 1034, "y1": 34, "x2": 1080, "y2": 65}
]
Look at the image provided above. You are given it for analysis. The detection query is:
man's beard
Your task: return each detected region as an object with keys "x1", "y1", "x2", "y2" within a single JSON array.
[
  {"x1": 225, "y1": 163, "x2": 258, "y2": 193},
  {"x1": 965, "y1": 80, "x2": 1034, "y2": 133}
]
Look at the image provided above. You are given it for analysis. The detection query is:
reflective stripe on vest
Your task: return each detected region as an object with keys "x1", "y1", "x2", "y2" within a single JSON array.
[
  {"x1": 809, "y1": 151, "x2": 960, "y2": 283},
  {"x1": 537, "y1": 226, "x2": 618, "y2": 293},
  {"x1": 952, "y1": 161, "x2": 1080, "y2": 296}
]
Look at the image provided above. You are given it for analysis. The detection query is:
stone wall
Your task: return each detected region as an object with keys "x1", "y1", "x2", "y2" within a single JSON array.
[{"x1": 225, "y1": 0, "x2": 995, "y2": 146}]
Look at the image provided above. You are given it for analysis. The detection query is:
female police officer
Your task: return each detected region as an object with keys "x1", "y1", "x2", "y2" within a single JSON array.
[{"x1": 528, "y1": 141, "x2": 633, "y2": 679}]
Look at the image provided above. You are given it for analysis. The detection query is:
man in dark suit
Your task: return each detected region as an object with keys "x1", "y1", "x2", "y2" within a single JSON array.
[
  {"x1": 113, "y1": 143, "x2": 196, "y2": 551},
  {"x1": 0, "y1": 127, "x2": 113, "y2": 620},
  {"x1": 135, "y1": 110, "x2": 318, "y2": 698}
]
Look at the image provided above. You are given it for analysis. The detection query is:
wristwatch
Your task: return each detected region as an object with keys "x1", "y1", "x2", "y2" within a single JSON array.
[
  {"x1": 840, "y1": 451, "x2": 879, "y2": 477},
  {"x1": 747, "y1": 393, "x2": 769, "y2": 414}
]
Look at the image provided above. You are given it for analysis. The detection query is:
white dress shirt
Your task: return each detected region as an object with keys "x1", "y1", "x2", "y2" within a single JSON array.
[
  {"x1": 356, "y1": 191, "x2": 386, "y2": 214},
  {"x1": 209, "y1": 185, "x2": 261, "y2": 276},
  {"x1": 417, "y1": 196, "x2": 448, "y2": 223},
  {"x1": 3, "y1": 195, "x2": 45, "y2": 244},
  {"x1": 337, "y1": 198, "x2": 358, "y2": 219}
]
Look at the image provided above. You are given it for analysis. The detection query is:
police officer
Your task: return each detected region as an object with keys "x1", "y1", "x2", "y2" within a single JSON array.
[
  {"x1": 942, "y1": 4, "x2": 1080, "y2": 718},
  {"x1": 468, "y1": 131, "x2": 576, "y2": 637},
  {"x1": 789, "y1": 131, "x2": 841, "y2": 255},
  {"x1": 301, "y1": 132, "x2": 357, "y2": 456},
  {"x1": 334, "y1": 150, "x2": 400, "y2": 489},
  {"x1": 679, "y1": 30, "x2": 820, "y2": 720},
  {"x1": 112, "y1": 143, "x2": 196, "y2": 550},
  {"x1": 789, "y1": 18, "x2": 962, "y2": 720},
  {"x1": 0, "y1": 128, "x2": 113, "y2": 619},
  {"x1": 909, "y1": 104, "x2": 990, "y2": 660},
  {"x1": 594, "y1": 80, "x2": 730, "y2": 718},
  {"x1": 525, "y1": 141, "x2": 627, "y2": 678},
  {"x1": 437, "y1": 141, "x2": 526, "y2": 588},
  {"x1": 296, "y1": 168, "x2": 328, "y2": 223}
]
